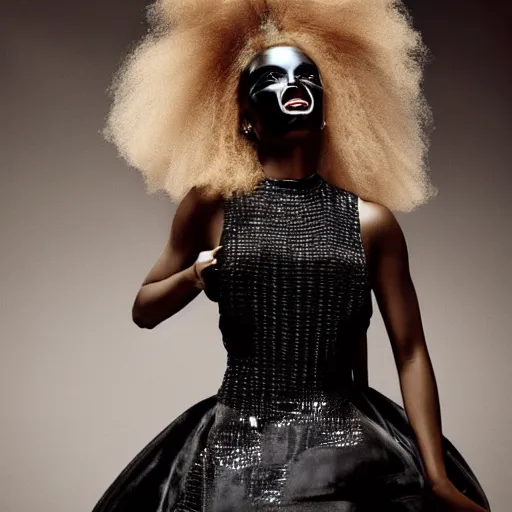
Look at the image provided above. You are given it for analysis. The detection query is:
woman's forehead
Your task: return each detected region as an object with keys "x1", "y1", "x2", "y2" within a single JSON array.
[{"x1": 246, "y1": 46, "x2": 315, "y2": 75}]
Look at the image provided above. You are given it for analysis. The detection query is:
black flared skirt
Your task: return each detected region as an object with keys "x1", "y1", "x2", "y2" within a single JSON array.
[{"x1": 91, "y1": 388, "x2": 489, "y2": 512}]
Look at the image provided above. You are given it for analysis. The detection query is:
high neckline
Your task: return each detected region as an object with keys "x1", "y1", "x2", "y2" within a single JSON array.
[{"x1": 262, "y1": 172, "x2": 322, "y2": 189}]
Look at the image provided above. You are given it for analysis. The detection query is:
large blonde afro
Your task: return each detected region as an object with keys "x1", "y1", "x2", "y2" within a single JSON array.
[{"x1": 104, "y1": 0, "x2": 437, "y2": 211}]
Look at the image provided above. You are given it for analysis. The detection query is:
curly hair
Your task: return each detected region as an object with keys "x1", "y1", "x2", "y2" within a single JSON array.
[{"x1": 104, "y1": 0, "x2": 437, "y2": 211}]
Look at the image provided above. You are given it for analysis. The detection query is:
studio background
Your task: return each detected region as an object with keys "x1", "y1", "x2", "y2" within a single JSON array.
[{"x1": 2, "y1": 1, "x2": 510, "y2": 511}]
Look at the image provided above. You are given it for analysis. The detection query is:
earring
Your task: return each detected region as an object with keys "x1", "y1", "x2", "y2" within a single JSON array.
[
  {"x1": 320, "y1": 120, "x2": 327, "y2": 131},
  {"x1": 242, "y1": 120, "x2": 253, "y2": 135}
]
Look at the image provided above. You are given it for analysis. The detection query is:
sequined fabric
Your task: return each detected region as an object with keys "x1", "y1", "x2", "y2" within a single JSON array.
[{"x1": 216, "y1": 173, "x2": 372, "y2": 409}]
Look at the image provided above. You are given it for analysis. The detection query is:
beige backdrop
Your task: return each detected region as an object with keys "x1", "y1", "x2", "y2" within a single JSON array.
[{"x1": 2, "y1": 1, "x2": 510, "y2": 511}]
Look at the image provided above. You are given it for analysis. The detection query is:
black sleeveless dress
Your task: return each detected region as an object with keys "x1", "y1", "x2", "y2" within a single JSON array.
[{"x1": 92, "y1": 173, "x2": 490, "y2": 512}]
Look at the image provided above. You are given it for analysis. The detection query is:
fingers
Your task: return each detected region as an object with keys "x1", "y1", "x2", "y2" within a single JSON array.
[
  {"x1": 196, "y1": 251, "x2": 213, "y2": 264},
  {"x1": 209, "y1": 245, "x2": 223, "y2": 265},
  {"x1": 195, "y1": 246, "x2": 223, "y2": 264},
  {"x1": 212, "y1": 245, "x2": 223, "y2": 257}
]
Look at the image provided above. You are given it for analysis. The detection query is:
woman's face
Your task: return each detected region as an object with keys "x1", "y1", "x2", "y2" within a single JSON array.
[{"x1": 241, "y1": 46, "x2": 324, "y2": 142}]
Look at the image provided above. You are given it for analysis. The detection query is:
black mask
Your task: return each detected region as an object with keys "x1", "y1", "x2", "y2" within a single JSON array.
[{"x1": 240, "y1": 46, "x2": 324, "y2": 140}]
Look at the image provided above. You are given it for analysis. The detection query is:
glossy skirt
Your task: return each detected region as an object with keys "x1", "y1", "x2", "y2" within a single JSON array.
[{"x1": 91, "y1": 388, "x2": 490, "y2": 512}]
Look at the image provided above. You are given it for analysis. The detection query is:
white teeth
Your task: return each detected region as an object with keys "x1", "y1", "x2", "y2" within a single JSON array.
[{"x1": 284, "y1": 99, "x2": 309, "y2": 108}]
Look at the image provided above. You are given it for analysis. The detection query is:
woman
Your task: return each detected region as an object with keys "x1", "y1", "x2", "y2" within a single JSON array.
[{"x1": 93, "y1": 1, "x2": 490, "y2": 510}]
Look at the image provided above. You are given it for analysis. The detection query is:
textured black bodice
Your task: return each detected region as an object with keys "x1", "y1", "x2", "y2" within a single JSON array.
[{"x1": 214, "y1": 173, "x2": 372, "y2": 411}]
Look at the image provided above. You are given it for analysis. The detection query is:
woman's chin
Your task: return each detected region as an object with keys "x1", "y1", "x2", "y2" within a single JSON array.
[{"x1": 279, "y1": 127, "x2": 322, "y2": 144}]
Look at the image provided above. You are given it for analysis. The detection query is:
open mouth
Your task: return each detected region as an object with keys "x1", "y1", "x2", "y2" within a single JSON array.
[{"x1": 282, "y1": 87, "x2": 310, "y2": 111}]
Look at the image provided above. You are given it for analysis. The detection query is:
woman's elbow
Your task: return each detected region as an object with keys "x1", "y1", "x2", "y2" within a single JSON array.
[
  {"x1": 132, "y1": 297, "x2": 157, "y2": 330},
  {"x1": 132, "y1": 310, "x2": 152, "y2": 329}
]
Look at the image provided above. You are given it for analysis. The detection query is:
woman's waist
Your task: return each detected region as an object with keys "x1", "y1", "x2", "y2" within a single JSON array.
[
  {"x1": 219, "y1": 355, "x2": 353, "y2": 385},
  {"x1": 216, "y1": 365, "x2": 356, "y2": 419}
]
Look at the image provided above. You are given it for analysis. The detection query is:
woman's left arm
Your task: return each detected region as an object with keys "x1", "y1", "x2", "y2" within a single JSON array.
[
  {"x1": 367, "y1": 202, "x2": 445, "y2": 484},
  {"x1": 362, "y1": 199, "x2": 486, "y2": 511}
]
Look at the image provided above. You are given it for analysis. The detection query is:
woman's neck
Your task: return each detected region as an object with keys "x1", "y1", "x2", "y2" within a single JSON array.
[{"x1": 257, "y1": 133, "x2": 323, "y2": 180}]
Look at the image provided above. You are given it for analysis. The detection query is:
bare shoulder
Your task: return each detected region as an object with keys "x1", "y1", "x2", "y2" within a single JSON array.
[
  {"x1": 174, "y1": 186, "x2": 223, "y2": 222},
  {"x1": 358, "y1": 197, "x2": 399, "y2": 230},
  {"x1": 357, "y1": 197, "x2": 404, "y2": 247},
  {"x1": 171, "y1": 186, "x2": 223, "y2": 236}
]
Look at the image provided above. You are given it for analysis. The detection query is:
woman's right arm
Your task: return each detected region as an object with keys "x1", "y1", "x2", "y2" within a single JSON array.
[{"x1": 132, "y1": 187, "x2": 221, "y2": 329}]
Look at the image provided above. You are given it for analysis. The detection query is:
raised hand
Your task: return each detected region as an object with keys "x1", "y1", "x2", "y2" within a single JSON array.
[{"x1": 193, "y1": 245, "x2": 223, "y2": 290}]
